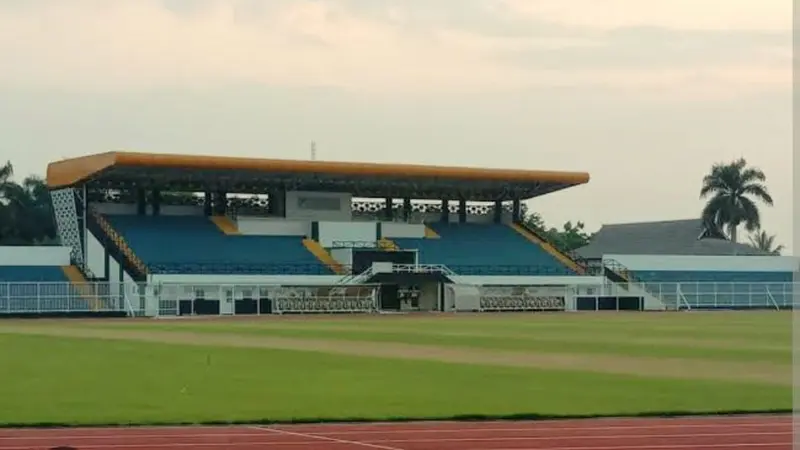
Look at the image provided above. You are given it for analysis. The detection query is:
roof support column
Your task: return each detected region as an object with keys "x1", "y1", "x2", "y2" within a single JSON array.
[
  {"x1": 213, "y1": 191, "x2": 227, "y2": 216},
  {"x1": 151, "y1": 189, "x2": 161, "y2": 216},
  {"x1": 440, "y1": 199, "x2": 450, "y2": 223},
  {"x1": 512, "y1": 199, "x2": 521, "y2": 222},
  {"x1": 494, "y1": 200, "x2": 502, "y2": 223},
  {"x1": 384, "y1": 197, "x2": 394, "y2": 221},
  {"x1": 136, "y1": 188, "x2": 146, "y2": 216},
  {"x1": 203, "y1": 192, "x2": 212, "y2": 216},
  {"x1": 402, "y1": 198, "x2": 411, "y2": 221},
  {"x1": 458, "y1": 199, "x2": 467, "y2": 223},
  {"x1": 268, "y1": 189, "x2": 286, "y2": 217}
]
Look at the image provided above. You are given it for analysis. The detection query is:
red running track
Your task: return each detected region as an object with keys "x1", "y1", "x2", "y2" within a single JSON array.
[{"x1": 0, "y1": 415, "x2": 791, "y2": 450}]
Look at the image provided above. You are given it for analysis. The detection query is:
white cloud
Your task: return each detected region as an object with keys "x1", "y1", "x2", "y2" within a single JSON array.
[
  {"x1": 0, "y1": 0, "x2": 790, "y2": 95},
  {"x1": 0, "y1": 0, "x2": 533, "y2": 92},
  {"x1": 501, "y1": 0, "x2": 791, "y2": 32}
]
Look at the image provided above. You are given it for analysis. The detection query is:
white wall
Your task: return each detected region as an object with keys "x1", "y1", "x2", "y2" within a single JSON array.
[
  {"x1": 414, "y1": 212, "x2": 513, "y2": 224},
  {"x1": 91, "y1": 202, "x2": 202, "y2": 216},
  {"x1": 85, "y1": 231, "x2": 106, "y2": 276},
  {"x1": 149, "y1": 274, "x2": 344, "y2": 287},
  {"x1": 92, "y1": 203, "x2": 136, "y2": 215},
  {"x1": 319, "y1": 221, "x2": 377, "y2": 247},
  {"x1": 459, "y1": 275, "x2": 606, "y2": 291},
  {"x1": 237, "y1": 217, "x2": 311, "y2": 236},
  {"x1": 606, "y1": 254, "x2": 798, "y2": 272},
  {"x1": 285, "y1": 191, "x2": 352, "y2": 222},
  {"x1": 382, "y1": 222, "x2": 425, "y2": 239},
  {"x1": 86, "y1": 229, "x2": 142, "y2": 310},
  {"x1": 161, "y1": 205, "x2": 204, "y2": 216},
  {"x1": 0, "y1": 246, "x2": 71, "y2": 266},
  {"x1": 330, "y1": 248, "x2": 353, "y2": 266}
]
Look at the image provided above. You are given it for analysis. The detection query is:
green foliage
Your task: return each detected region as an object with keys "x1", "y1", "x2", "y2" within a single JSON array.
[
  {"x1": 523, "y1": 211, "x2": 593, "y2": 253},
  {"x1": 0, "y1": 161, "x2": 58, "y2": 246},
  {"x1": 700, "y1": 158, "x2": 773, "y2": 243},
  {"x1": 748, "y1": 229, "x2": 784, "y2": 255}
]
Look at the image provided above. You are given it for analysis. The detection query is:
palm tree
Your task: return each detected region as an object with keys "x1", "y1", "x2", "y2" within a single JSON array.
[
  {"x1": 748, "y1": 230, "x2": 784, "y2": 255},
  {"x1": 700, "y1": 158, "x2": 773, "y2": 243}
]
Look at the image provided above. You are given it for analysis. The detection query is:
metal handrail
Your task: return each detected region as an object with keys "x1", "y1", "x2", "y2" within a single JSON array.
[{"x1": 90, "y1": 210, "x2": 148, "y2": 275}]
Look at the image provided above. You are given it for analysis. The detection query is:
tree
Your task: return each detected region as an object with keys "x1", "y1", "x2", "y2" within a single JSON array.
[
  {"x1": 522, "y1": 211, "x2": 547, "y2": 233},
  {"x1": 549, "y1": 221, "x2": 593, "y2": 253},
  {"x1": 0, "y1": 164, "x2": 58, "y2": 246},
  {"x1": 700, "y1": 158, "x2": 773, "y2": 243},
  {"x1": 748, "y1": 230, "x2": 784, "y2": 255},
  {"x1": 522, "y1": 212, "x2": 593, "y2": 253},
  {"x1": 0, "y1": 160, "x2": 12, "y2": 202}
]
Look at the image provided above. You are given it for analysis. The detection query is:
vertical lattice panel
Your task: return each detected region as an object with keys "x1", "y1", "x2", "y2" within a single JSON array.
[{"x1": 50, "y1": 188, "x2": 84, "y2": 266}]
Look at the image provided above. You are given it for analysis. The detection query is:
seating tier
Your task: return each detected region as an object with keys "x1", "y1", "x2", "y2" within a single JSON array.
[
  {"x1": 107, "y1": 215, "x2": 330, "y2": 275},
  {"x1": 393, "y1": 223, "x2": 574, "y2": 276}
]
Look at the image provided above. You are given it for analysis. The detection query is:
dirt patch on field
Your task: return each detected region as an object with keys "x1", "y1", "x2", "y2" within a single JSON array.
[
  {"x1": 175, "y1": 322, "x2": 786, "y2": 353},
  {"x1": 0, "y1": 325, "x2": 789, "y2": 386}
]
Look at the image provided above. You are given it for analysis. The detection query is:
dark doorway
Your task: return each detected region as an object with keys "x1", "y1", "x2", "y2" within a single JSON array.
[{"x1": 380, "y1": 284, "x2": 400, "y2": 311}]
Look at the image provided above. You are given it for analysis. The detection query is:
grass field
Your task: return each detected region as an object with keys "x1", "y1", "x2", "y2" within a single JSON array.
[{"x1": 0, "y1": 311, "x2": 791, "y2": 426}]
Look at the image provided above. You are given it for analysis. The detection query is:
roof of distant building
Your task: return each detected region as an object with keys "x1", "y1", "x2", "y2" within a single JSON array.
[{"x1": 576, "y1": 218, "x2": 769, "y2": 258}]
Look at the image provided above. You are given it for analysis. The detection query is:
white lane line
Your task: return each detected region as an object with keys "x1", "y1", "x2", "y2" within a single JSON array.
[
  {"x1": 259, "y1": 415, "x2": 793, "y2": 429},
  {"x1": 0, "y1": 431, "x2": 790, "y2": 446},
  {"x1": 0, "y1": 421, "x2": 789, "y2": 441},
  {"x1": 470, "y1": 443, "x2": 789, "y2": 450},
  {"x1": 276, "y1": 420, "x2": 792, "y2": 436},
  {"x1": 251, "y1": 426, "x2": 404, "y2": 450},
  {"x1": 0, "y1": 431, "x2": 789, "y2": 450}
]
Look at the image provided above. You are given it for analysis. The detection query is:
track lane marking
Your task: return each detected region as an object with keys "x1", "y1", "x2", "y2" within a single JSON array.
[
  {"x1": 251, "y1": 426, "x2": 404, "y2": 450},
  {"x1": 0, "y1": 430, "x2": 789, "y2": 449},
  {"x1": 0, "y1": 421, "x2": 790, "y2": 442},
  {"x1": 474, "y1": 444, "x2": 789, "y2": 450}
]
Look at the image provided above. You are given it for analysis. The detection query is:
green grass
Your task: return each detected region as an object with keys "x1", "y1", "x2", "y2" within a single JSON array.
[
  {"x1": 86, "y1": 311, "x2": 793, "y2": 364},
  {"x1": 0, "y1": 333, "x2": 790, "y2": 426},
  {"x1": 95, "y1": 322, "x2": 789, "y2": 363}
]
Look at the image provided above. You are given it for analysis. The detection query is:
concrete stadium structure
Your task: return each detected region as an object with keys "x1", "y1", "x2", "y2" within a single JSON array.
[{"x1": 0, "y1": 151, "x2": 794, "y2": 317}]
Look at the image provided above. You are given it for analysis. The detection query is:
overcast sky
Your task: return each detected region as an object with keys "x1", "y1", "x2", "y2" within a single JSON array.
[{"x1": 0, "y1": 0, "x2": 791, "y2": 252}]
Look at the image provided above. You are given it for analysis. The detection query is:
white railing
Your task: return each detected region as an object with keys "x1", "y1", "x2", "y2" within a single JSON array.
[
  {"x1": 1, "y1": 281, "x2": 795, "y2": 316},
  {"x1": 0, "y1": 282, "x2": 141, "y2": 316},
  {"x1": 632, "y1": 281, "x2": 797, "y2": 311},
  {"x1": 336, "y1": 267, "x2": 375, "y2": 285},
  {"x1": 391, "y1": 264, "x2": 454, "y2": 275}
]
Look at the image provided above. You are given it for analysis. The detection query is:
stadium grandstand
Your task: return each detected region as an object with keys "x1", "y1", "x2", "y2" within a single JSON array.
[{"x1": 0, "y1": 150, "x2": 794, "y2": 317}]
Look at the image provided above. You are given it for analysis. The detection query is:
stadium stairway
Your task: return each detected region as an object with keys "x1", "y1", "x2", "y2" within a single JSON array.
[
  {"x1": 508, "y1": 222, "x2": 586, "y2": 274},
  {"x1": 210, "y1": 216, "x2": 240, "y2": 235},
  {"x1": 87, "y1": 209, "x2": 148, "y2": 281},
  {"x1": 302, "y1": 239, "x2": 347, "y2": 274},
  {"x1": 378, "y1": 238, "x2": 399, "y2": 251},
  {"x1": 423, "y1": 226, "x2": 440, "y2": 238},
  {"x1": 61, "y1": 265, "x2": 103, "y2": 311}
]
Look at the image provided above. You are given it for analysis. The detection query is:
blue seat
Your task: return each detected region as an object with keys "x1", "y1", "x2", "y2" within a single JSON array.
[
  {"x1": 634, "y1": 270, "x2": 793, "y2": 309},
  {"x1": 107, "y1": 215, "x2": 330, "y2": 275},
  {"x1": 393, "y1": 223, "x2": 574, "y2": 276}
]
